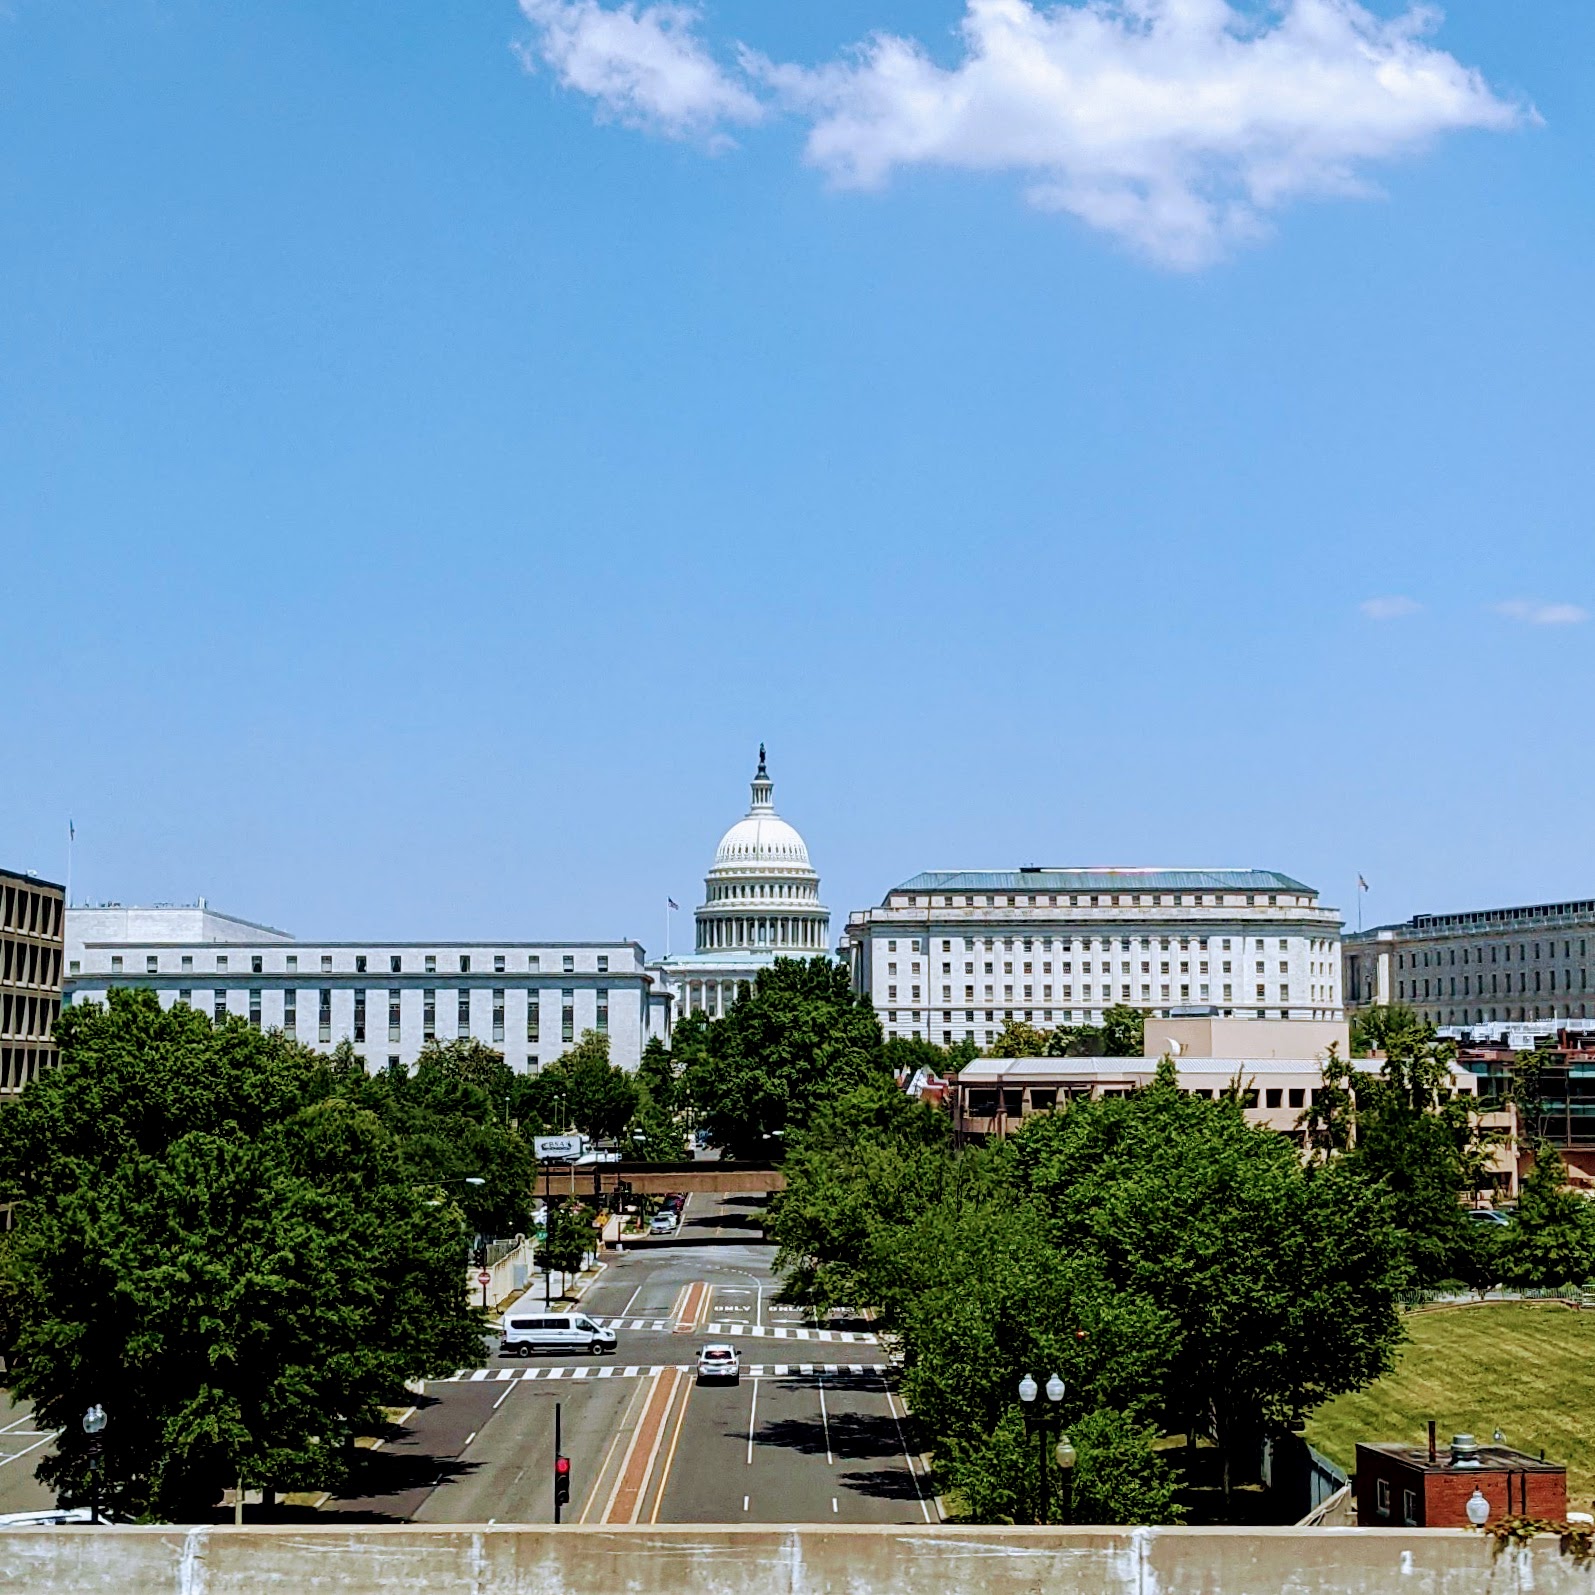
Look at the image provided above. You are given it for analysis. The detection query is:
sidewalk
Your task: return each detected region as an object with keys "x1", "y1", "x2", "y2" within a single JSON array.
[{"x1": 495, "y1": 1254, "x2": 607, "y2": 1319}]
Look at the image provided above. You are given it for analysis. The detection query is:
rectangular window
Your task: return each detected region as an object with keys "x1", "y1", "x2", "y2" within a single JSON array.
[
  {"x1": 425, "y1": 955, "x2": 437, "y2": 974},
  {"x1": 286, "y1": 955, "x2": 297, "y2": 972},
  {"x1": 563, "y1": 955, "x2": 575, "y2": 973},
  {"x1": 251, "y1": 955, "x2": 263, "y2": 974},
  {"x1": 284, "y1": 988, "x2": 297, "y2": 1035},
  {"x1": 494, "y1": 954, "x2": 505, "y2": 973},
  {"x1": 354, "y1": 989, "x2": 366, "y2": 1044},
  {"x1": 390, "y1": 954, "x2": 402, "y2": 973},
  {"x1": 213, "y1": 990, "x2": 227, "y2": 1023},
  {"x1": 321, "y1": 954, "x2": 333, "y2": 974},
  {"x1": 598, "y1": 955, "x2": 609, "y2": 973},
  {"x1": 596, "y1": 988, "x2": 609, "y2": 1033},
  {"x1": 110, "y1": 955, "x2": 123, "y2": 972},
  {"x1": 180, "y1": 954, "x2": 193, "y2": 972},
  {"x1": 1402, "y1": 1488, "x2": 1417, "y2": 1526},
  {"x1": 527, "y1": 996, "x2": 541, "y2": 1043},
  {"x1": 423, "y1": 990, "x2": 436, "y2": 1039},
  {"x1": 249, "y1": 991, "x2": 261, "y2": 1029},
  {"x1": 492, "y1": 989, "x2": 505, "y2": 1042},
  {"x1": 562, "y1": 989, "x2": 575, "y2": 1044},
  {"x1": 319, "y1": 989, "x2": 332, "y2": 1043},
  {"x1": 177, "y1": 988, "x2": 191, "y2": 1006},
  {"x1": 356, "y1": 955, "x2": 367, "y2": 974},
  {"x1": 1265, "y1": 1088, "x2": 1282, "y2": 1108},
  {"x1": 457, "y1": 989, "x2": 471, "y2": 1037},
  {"x1": 460, "y1": 954, "x2": 471, "y2": 973},
  {"x1": 528, "y1": 954, "x2": 540, "y2": 970},
  {"x1": 146, "y1": 955, "x2": 158, "y2": 974},
  {"x1": 388, "y1": 989, "x2": 400, "y2": 1042}
]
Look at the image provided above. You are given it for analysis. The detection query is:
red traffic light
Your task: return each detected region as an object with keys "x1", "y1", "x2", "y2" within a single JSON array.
[
  {"x1": 555, "y1": 1456, "x2": 571, "y2": 1476},
  {"x1": 554, "y1": 1454, "x2": 571, "y2": 1505}
]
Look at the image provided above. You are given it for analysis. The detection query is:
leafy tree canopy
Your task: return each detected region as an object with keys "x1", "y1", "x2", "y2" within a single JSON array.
[
  {"x1": 0, "y1": 990, "x2": 483, "y2": 1521},
  {"x1": 681, "y1": 957, "x2": 887, "y2": 1158}
]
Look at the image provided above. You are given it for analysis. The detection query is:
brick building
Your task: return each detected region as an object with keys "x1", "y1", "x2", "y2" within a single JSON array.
[{"x1": 1355, "y1": 1436, "x2": 1566, "y2": 1527}]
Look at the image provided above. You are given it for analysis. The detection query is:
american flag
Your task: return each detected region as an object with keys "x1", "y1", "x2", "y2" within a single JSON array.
[
  {"x1": 667, "y1": 898, "x2": 679, "y2": 911},
  {"x1": 1358, "y1": 875, "x2": 1369, "y2": 892}
]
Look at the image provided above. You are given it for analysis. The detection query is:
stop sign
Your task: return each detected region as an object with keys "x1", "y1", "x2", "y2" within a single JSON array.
[{"x1": 477, "y1": 1270, "x2": 491, "y2": 1285}]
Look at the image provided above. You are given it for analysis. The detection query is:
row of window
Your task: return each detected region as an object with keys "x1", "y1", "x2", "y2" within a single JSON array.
[
  {"x1": 884, "y1": 996, "x2": 1321, "y2": 1026},
  {"x1": 81, "y1": 951, "x2": 606, "y2": 977},
  {"x1": 886, "y1": 980, "x2": 1302, "y2": 1005},
  {"x1": 0, "y1": 1043, "x2": 53, "y2": 1091},
  {"x1": 2, "y1": 936, "x2": 62, "y2": 990},
  {"x1": 102, "y1": 987, "x2": 607, "y2": 1046},
  {"x1": 889, "y1": 958, "x2": 1293, "y2": 982},
  {"x1": 964, "y1": 1084, "x2": 1316, "y2": 1116},
  {"x1": 0, "y1": 992, "x2": 59, "y2": 1039},
  {"x1": 0, "y1": 883, "x2": 62, "y2": 940},
  {"x1": 1401, "y1": 970, "x2": 1590, "y2": 1001},
  {"x1": 894, "y1": 891, "x2": 1311, "y2": 910},
  {"x1": 884, "y1": 935, "x2": 1306, "y2": 956},
  {"x1": 1401, "y1": 940, "x2": 1589, "y2": 969}
]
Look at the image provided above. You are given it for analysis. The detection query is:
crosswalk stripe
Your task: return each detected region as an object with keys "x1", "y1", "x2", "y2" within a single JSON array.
[{"x1": 431, "y1": 1362, "x2": 890, "y2": 1384}]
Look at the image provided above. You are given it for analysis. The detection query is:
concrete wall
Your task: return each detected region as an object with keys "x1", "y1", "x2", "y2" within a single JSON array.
[{"x1": 0, "y1": 1524, "x2": 1579, "y2": 1593}]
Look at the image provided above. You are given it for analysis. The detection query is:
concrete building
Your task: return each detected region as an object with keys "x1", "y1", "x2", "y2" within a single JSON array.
[
  {"x1": 843, "y1": 867, "x2": 1343, "y2": 1048},
  {"x1": 1345, "y1": 895, "x2": 1595, "y2": 1030},
  {"x1": 64, "y1": 902, "x2": 669, "y2": 1073},
  {"x1": 1, "y1": 866, "x2": 66, "y2": 1093},
  {"x1": 657, "y1": 746, "x2": 830, "y2": 1018}
]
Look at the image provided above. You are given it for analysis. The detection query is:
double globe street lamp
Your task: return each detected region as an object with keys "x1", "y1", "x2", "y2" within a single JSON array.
[
  {"x1": 1017, "y1": 1374, "x2": 1076, "y2": 1525},
  {"x1": 81, "y1": 1404, "x2": 108, "y2": 1525}
]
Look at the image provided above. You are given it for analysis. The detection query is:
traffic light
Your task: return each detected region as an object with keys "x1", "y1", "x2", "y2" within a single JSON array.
[{"x1": 554, "y1": 1454, "x2": 571, "y2": 1508}]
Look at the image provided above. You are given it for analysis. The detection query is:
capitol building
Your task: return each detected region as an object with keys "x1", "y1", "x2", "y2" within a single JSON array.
[{"x1": 658, "y1": 747, "x2": 830, "y2": 1019}]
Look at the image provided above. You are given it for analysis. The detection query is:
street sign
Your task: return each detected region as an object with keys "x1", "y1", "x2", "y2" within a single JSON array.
[
  {"x1": 534, "y1": 1134, "x2": 585, "y2": 1161},
  {"x1": 477, "y1": 1270, "x2": 491, "y2": 1285}
]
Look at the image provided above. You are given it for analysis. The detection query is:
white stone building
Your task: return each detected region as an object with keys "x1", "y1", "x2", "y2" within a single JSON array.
[
  {"x1": 841, "y1": 868, "x2": 1343, "y2": 1048},
  {"x1": 657, "y1": 747, "x2": 830, "y2": 1018},
  {"x1": 64, "y1": 902, "x2": 669, "y2": 1072}
]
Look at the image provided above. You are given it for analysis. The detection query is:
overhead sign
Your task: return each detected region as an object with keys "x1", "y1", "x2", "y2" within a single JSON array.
[{"x1": 534, "y1": 1134, "x2": 585, "y2": 1162}]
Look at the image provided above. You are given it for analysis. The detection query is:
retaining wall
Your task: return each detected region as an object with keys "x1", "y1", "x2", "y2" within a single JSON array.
[{"x1": 0, "y1": 1523, "x2": 1577, "y2": 1593}]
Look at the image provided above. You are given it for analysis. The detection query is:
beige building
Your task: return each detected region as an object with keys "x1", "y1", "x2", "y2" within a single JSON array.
[
  {"x1": 1, "y1": 867, "x2": 65, "y2": 1092},
  {"x1": 1346, "y1": 897, "x2": 1595, "y2": 1030}
]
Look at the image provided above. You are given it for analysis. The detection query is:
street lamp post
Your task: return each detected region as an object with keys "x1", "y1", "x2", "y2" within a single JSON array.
[
  {"x1": 81, "y1": 1404, "x2": 107, "y2": 1525},
  {"x1": 1018, "y1": 1373, "x2": 1066, "y2": 1524}
]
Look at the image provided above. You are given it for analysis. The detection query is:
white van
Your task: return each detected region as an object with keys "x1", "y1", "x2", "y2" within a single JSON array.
[{"x1": 499, "y1": 1311, "x2": 617, "y2": 1357}]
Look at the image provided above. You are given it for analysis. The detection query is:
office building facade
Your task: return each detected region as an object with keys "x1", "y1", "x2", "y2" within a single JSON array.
[
  {"x1": 65, "y1": 902, "x2": 670, "y2": 1072},
  {"x1": 843, "y1": 867, "x2": 1343, "y2": 1048},
  {"x1": 1345, "y1": 895, "x2": 1595, "y2": 1030},
  {"x1": 1, "y1": 867, "x2": 66, "y2": 1093}
]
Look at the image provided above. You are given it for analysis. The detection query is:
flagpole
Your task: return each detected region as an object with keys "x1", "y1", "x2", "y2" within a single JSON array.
[
  {"x1": 66, "y1": 821, "x2": 75, "y2": 909},
  {"x1": 665, "y1": 900, "x2": 671, "y2": 961}
]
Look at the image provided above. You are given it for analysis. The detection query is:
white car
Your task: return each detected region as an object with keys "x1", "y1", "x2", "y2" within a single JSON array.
[
  {"x1": 649, "y1": 1212, "x2": 678, "y2": 1235},
  {"x1": 0, "y1": 1508, "x2": 120, "y2": 1527},
  {"x1": 696, "y1": 1343, "x2": 740, "y2": 1384}
]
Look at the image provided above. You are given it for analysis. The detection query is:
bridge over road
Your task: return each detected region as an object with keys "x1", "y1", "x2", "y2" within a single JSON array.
[{"x1": 542, "y1": 1161, "x2": 784, "y2": 1199}]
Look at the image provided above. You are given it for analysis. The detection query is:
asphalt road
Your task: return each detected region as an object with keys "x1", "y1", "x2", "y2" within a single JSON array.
[
  {"x1": 0, "y1": 1394, "x2": 58, "y2": 1517},
  {"x1": 327, "y1": 1194, "x2": 930, "y2": 1525}
]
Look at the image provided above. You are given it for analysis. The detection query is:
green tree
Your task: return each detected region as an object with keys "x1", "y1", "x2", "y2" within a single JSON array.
[
  {"x1": 535, "y1": 1201, "x2": 593, "y2": 1279},
  {"x1": 681, "y1": 957, "x2": 886, "y2": 1157},
  {"x1": 1351, "y1": 1003, "x2": 1427, "y2": 1058},
  {"x1": 0, "y1": 990, "x2": 483, "y2": 1521},
  {"x1": 1068, "y1": 1407, "x2": 1184, "y2": 1525},
  {"x1": 627, "y1": 1099, "x2": 688, "y2": 1161},
  {"x1": 527, "y1": 1030, "x2": 638, "y2": 1142},
  {"x1": 1501, "y1": 1144, "x2": 1595, "y2": 1286},
  {"x1": 636, "y1": 1036, "x2": 679, "y2": 1115},
  {"x1": 986, "y1": 1019, "x2": 1052, "y2": 1057}
]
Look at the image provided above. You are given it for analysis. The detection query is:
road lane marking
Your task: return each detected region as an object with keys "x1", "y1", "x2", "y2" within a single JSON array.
[
  {"x1": 818, "y1": 1370, "x2": 833, "y2": 1465},
  {"x1": 743, "y1": 1494, "x2": 749, "y2": 1512},
  {"x1": 881, "y1": 1372, "x2": 932, "y2": 1523},
  {"x1": 832, "y1": 1498, "x2": 838, "y2": 1514},
  {"x1": 745, "y1": 1377, "x2": 760, "y2": 1466},
  {"x1": 463, "y1": 1431, "x2": 477, "y2": 1448},
  {"x1": 619, "y1": 1282, "x2": 644, "y2": 1318},
  {"x1": 646, "y1": 1367, "x2": 695, "y2": 1522},
  {"x1": 0, "y1": 1430, "x2": 59, "y2": 1468},
  {"x1": 603, "y1": 1368, "x2": 686, "y2": 1524},
  {"x1": 492, "y1": 1383, "x2": 516, "y2": 1411},
  {"x1": 674, "y1": 1281, "x2": 711, "y2": 1332},
  {"x1": 581, "y1": 1367, "x2": 658, "y2": 1524}
]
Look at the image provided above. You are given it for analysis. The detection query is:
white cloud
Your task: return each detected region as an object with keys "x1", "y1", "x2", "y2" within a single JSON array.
[
  {"x1": 1359, "y1": 595, "x2": 1421, "y2": 620},
  {"x1": 517, "y1": 0, "x2": 1526, "y2": 265},
  {"x1": 518, "y1": 0, "x2": 762, "y2": 141},
  {"x1": 1495, "y1": 599, "x2": 1589, "y2": 626}
]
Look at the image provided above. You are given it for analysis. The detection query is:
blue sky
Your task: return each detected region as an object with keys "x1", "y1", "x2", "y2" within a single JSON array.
[{"x1": 2, "y1": 1, "x2": 1591, "y2": 947}]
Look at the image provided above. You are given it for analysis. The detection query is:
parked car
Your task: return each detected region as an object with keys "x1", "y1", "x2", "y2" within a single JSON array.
[
  {"x1": 696, "y1": 1343, "x2": 740, "y2": 1384},
  {"x1": 0, "y1": 1508, "x2": 126, "y2": 1527},
  {"x1": 499, "y1": 1312, "x2": 616, "y2": 1357},
  {"x1": 649, "y1": 1211, "x2": 678, "y2": 1235},
  {"x1": 1465, "y1": 1208, "x2": 1513, "y2": 1227}
]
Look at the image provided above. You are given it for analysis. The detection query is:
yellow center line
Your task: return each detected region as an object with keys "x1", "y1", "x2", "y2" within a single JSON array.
[{"x1": 646, "y1": 1370, "x2": 696, "y2": 1522}]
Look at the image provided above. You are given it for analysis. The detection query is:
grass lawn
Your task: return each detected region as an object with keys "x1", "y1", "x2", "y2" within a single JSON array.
[{"x1": 1305, "y1": 1302, "x2": 1595, "y2": 1510}]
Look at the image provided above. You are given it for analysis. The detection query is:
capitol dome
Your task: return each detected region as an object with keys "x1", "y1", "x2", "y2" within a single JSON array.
[{"x1": 693, "y1": 747, "x2": 829, "y2": 956}]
